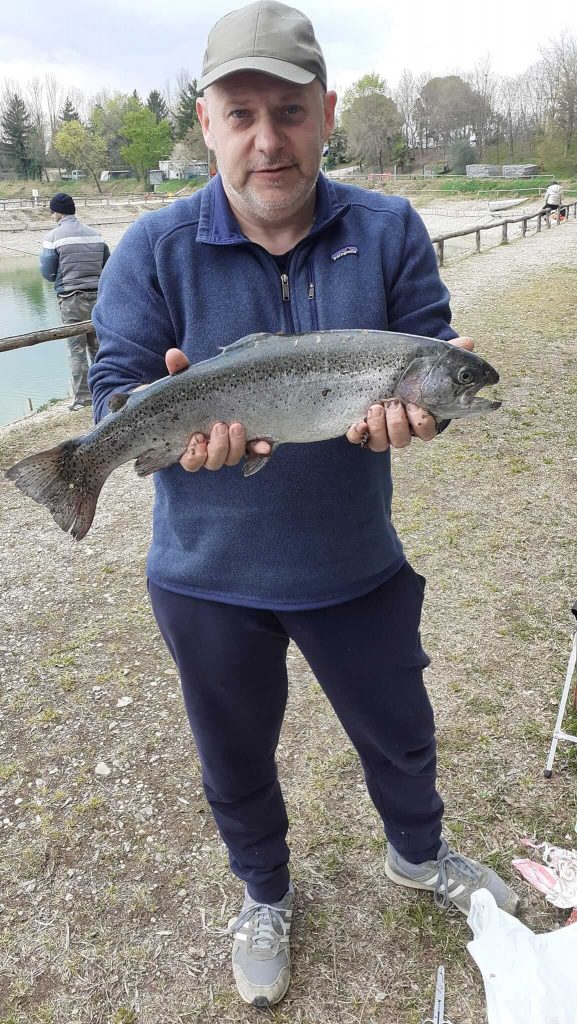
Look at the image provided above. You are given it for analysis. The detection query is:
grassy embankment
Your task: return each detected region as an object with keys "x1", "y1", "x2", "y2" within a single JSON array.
[{"x1": 0, "y1": 178, "x2": 203, "y2": 200}]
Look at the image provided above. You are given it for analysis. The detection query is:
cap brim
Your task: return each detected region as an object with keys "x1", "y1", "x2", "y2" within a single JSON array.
[{"x1": 198, "y1": 57, "x2": 316, "y2": 91}]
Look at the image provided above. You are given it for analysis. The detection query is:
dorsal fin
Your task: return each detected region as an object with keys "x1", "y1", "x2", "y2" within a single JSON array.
[{"x1": 218, "y1": 332, "x2": 274, "y2": 354}]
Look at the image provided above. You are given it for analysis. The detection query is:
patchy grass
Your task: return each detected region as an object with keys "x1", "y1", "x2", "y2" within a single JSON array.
[{"x1": 0, "y1": 231, "x2": 577, "y2": 1022}]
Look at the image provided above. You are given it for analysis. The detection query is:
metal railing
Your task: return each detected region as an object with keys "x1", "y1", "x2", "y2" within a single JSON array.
[{"x1": 432, "y1": 201, "x2": 577, "y2": 266}]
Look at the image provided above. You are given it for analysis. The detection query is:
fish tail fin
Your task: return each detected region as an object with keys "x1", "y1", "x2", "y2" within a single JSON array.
[{"x1": 5, "y1": 439, "x2": 105, "y2": 540}]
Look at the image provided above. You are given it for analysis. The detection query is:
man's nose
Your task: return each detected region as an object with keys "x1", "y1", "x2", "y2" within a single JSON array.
[{"x1": 254, "y1": 115, "x2": 284, "y2": 155}]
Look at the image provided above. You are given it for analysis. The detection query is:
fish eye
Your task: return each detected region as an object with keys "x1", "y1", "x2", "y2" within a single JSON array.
[{"x1": 457, "y1": 367, "x2": 474, "y2": 384}]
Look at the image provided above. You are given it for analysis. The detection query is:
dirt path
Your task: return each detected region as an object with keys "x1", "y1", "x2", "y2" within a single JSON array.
[{"x1": 1, "y1": 221, "x2": 576, "y2": 1024}]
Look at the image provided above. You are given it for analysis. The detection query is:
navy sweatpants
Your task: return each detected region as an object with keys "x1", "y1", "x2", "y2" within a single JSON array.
[{"x1": 149, "y1": 562, "x2": 444, "y2": 903}]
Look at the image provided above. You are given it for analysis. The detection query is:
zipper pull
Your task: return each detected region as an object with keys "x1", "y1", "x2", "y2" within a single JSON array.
[
  {"x1": 280, "y1": 273, "x2": 290, "y2": 301},
  {"x1": 308, "y1": 281, "x2": 315, "y2": 300}
]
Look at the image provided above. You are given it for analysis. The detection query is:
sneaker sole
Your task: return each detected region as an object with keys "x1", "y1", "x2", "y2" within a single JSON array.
[{"x1": 384, "y1": 861, "x2": 520, "y2": 916}]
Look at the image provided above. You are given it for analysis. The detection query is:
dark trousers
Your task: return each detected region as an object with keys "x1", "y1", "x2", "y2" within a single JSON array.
[{"x1": 149, "y1": 563, "x2": 444, "y2": 903}]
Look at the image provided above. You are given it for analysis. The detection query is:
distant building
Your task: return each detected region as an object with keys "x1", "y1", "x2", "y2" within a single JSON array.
[
  {"x1": 502, "y1": 164, "x2": 540, "y2": 178},
  {"x1": 158, "y1": 159, "x2": 209, "y2": 180},
  {"x1": 148, "y1": 169, "x2": 164, "y2": 187},
  {"x1": 101, "y1": 169, "x2": 135, "y2": 182},
  {"x1": 466, "y1": 164, "x2": 502, "y2": 178}
]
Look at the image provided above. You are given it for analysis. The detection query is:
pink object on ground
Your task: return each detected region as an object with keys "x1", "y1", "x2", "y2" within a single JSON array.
[{"x1": 512, "y1": 841, "x2": 577, "y2": 909}]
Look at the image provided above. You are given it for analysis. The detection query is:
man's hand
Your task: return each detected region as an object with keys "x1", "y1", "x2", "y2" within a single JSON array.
[
  {"x1": 165, "y1": 348, "x2": 271, "y2": 473},
  {"x1": 346, "y1": 336, "x2": 474, "y2": 452}
]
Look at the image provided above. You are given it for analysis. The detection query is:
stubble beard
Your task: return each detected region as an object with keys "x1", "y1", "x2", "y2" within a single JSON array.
[{"x1": 219, "y1": 148, "x2": 322, "y2": 222}]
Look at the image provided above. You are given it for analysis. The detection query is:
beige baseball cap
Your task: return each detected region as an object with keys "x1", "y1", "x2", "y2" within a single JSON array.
[{"x1": 198, "y1": 1, "x2": 327, "y2": 92}]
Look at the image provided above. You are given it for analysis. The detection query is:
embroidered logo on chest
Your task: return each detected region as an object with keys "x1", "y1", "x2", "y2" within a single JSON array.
[{"x1": 330, "y1": 246, "x2": 359, "y2": 261}]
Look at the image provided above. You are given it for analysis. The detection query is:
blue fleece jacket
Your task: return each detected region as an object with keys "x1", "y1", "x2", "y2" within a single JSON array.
[{"x1": 89, "y1": 173, "x2": 457, "y2": 609}]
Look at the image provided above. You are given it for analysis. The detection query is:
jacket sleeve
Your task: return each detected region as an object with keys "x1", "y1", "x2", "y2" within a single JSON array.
[
  {"x1": 39, "y1": 239, "x2": 59, "y2": 282},
  {"x1": 386, "y1": 204, "x2": 458, "y2": 343},
  {"x1": 88, "y1": 220, "x2": 176, "y2": 423},
  {"x1": 102, "y1": 243, "x2": 110, "y2": 268}
]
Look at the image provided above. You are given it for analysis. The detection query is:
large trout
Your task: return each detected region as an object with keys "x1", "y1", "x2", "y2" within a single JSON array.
[{"x1": 5, "y1": 329, "x2": 500, "y2": 540}]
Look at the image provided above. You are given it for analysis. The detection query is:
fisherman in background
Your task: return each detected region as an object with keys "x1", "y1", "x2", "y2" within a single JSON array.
[
  {"x1": 40, "y1": 193, "x2": 110, "y2": 411},
  {"x1": 542, "y1": 180, "x2": 566, "y2": 221},
  {"x1": 90, "y1": 1, "x2": 520, "y2": 1008}
]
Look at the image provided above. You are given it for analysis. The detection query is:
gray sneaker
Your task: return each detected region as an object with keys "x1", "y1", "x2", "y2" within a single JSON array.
[
  {"x1": 385, "y1": 840, "x2": 520, "y2": 916},
  {"x1": 228, "y1": 883, "x2": 293, "y2": 1007}
]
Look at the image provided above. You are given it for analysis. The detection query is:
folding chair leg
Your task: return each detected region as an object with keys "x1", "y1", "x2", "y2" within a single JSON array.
[{"x1": 544, "y1": 634, "x2": 577, "y2": 777}]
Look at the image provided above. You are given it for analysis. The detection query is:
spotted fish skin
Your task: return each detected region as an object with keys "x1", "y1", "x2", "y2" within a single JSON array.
[{"x1": 5, "y1": 329, "x2": 500, "y2": 539}]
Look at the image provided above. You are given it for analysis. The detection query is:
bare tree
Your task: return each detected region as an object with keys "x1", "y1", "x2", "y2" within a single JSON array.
[
  {"x1": 394, "y1": 70, "x2": 417, "y2": 149},
  {"x1": 540, "y1": 34, "x2": 577, "y2": 154},
  {"x1": 44, "y1": 73, "x2": 64, "y2": 145},
  {"x1": 467, "y1": 57, "x2": 498, "y2": 157}
]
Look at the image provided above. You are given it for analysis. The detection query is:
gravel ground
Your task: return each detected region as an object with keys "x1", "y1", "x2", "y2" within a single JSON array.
[{"x1": 0, "y1": 213, "x2": 576, "y2": 1024}]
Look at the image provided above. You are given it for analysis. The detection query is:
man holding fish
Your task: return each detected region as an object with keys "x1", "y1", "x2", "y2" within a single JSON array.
[{"x1": 75, "y1": 0, "x2": 524, "y2": 1007}]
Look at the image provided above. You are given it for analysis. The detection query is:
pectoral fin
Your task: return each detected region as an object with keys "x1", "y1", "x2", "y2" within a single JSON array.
[
  {"x1": 243, "y1": 441, "x2": 280, "y2": 477},
  {"x1": 134, "y1": 443, "x2": 184, "y2": 477},
  {"x1": 108, "y1": 392, "x2": 130, "y2": 412}
]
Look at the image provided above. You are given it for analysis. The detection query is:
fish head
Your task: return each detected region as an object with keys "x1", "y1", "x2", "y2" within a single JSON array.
[{"x1": 395, "y1": 344, "x2": 501, "y2": 420}]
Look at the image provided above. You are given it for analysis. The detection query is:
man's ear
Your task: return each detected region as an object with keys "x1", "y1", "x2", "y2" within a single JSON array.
[
  {"x1": 196, "y1": 97, "x2": 214, "y2": 149},
  {"x1": 323, "y1": 90, "x2": 337, "y2": 140}
]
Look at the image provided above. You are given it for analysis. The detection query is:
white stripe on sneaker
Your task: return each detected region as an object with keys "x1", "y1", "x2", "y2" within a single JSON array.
[
  {"x1": 424, "y1": 873, "x2": 439, "y2": 885},
  {"x1": 448, "y1": 884, "x2": 466, "y2": 897}
]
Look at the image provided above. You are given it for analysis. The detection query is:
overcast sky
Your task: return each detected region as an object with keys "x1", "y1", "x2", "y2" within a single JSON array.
[{"x1": 1, "y1": 0, "x2": 576, "y2": 103}]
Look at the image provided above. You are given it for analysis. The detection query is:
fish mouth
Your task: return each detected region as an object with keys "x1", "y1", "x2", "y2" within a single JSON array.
[{"x1": 453, "y1": 393, "x2": 502, "y2": 417}]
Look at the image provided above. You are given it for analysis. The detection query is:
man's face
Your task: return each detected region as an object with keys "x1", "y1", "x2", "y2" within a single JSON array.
[{"x1": 197, "y1": 73, "x2": 336, "y2": 222}]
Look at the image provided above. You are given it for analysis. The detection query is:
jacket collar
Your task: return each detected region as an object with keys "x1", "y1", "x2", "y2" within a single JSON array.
[{"x1": 196, "y1": 172, "x2": 350, "y2": 246}]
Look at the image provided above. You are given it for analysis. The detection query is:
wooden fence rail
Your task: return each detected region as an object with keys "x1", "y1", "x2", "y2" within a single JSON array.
[
  {"x1": 0, "y1": 320, "x2": 95, "y2": 354},
  {"x1": 432, "y1": 200, "x2": 577, "y2": 266}
]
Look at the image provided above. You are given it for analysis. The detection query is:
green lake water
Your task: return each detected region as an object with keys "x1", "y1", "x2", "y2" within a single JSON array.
[{"x1": 0, "y1": 256, "x2": 71, "y2": 427}]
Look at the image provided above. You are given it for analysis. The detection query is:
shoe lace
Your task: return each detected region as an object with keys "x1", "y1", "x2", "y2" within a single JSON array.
[
  {"x1": 434, "y1": 852, "x2": 481, "y2": 909},
  {"x1": 229, "y1": 902, "x2": 288, "y2": 951}
]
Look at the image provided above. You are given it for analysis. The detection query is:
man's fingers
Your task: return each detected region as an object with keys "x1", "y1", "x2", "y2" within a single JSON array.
[
  {"x1": 180, "y1": 433, "x2": 208, "y2": 472},
  {"x1": 225, "y1": 423, "x2": 247, "y2": 466},
  {"x1": 204, "y1": 422, "x2": 231, "y2": 470},
  {"x1": 247, "y1": 439, "x2": 272, "y2": 456},
  {"x1": 381, "y1": 401, "x2": 411, "y2": 449},
  {"x1": 346, "y1": 420, "x2": 369, "y2": 445},
  {"x1": 405, "y1": 403, "x2": 438, "y2": 441},
  {"x1": 166, "y1": 347, "x2": 191, "y2": 375},
  {"x1": 449, "y1": 335, "x2": 474, "y2": 351}
]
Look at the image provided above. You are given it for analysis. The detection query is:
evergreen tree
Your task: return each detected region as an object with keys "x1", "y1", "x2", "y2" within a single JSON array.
[
  {"x1": 60, "y1": 97, "x2": 81, "y2": 122},
  {"x1": 146, "y1": 89, "x2": 169, "y2": 124},
  {"x1": 1, "y1": 92, "x2": 33, "y2": 178},
  {"x1": 176, "y1": 80, "x2": 200, "y2": 140}
]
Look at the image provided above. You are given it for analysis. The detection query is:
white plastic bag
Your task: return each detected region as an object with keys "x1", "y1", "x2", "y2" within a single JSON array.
[{"x1": 467, "y1": 889, "x2": 577, "y2": 1024}]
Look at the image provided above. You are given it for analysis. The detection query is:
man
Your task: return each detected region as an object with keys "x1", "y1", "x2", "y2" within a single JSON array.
[
  {"x1": 89, "y1": 1, "x2": 519, "y2": 1009},
  {"x1": 40, "y1": 192, "x2": 110, "y2": 411},
  {"x1": 542, "y1": 180, "x2": 566, "y2": 221}
]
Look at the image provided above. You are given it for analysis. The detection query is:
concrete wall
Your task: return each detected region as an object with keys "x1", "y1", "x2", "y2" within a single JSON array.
[{"x1": 466, "y1": 164, "x2": 502, "y2": 178}]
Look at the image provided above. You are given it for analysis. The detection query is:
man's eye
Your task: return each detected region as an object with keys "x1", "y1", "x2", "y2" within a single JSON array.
[
  {"x1": 284, "y1": 105, "x2": 302, "y2": 115},
  {"x1": 229, "y1": 109, "x2": 248, "y2": 120}
]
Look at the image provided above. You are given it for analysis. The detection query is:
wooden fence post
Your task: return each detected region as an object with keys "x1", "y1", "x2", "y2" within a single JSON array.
[
  {"x1": 522, "y1": 218, "x2": 527, "y2": 237},
  {"x1": 501, "y1": 222, "x2": 508, "y2": 244},
  {"x1": 436, "y1": 239, "x2": 444, "y2": 266},
  {"x1": 475, "y1": 229, "x2": 481, "y2": 253}
]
